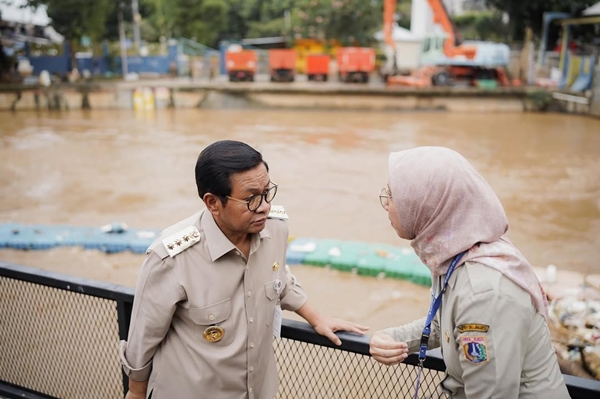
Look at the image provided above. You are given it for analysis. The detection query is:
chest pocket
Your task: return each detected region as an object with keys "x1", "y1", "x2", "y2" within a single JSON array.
[
  {"x1": 264, "y1": 281, "x2": 279, "y2": 327},
  {"x1": 189, "y1": 298, "x2": 234, "y2": 346}
]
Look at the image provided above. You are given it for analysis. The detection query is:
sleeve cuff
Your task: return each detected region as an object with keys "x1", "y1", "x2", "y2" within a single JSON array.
[
  {"x1": 280, "y1": 286, "x2": 308, "y2": 312},
  {"x1": 119, "y1": 340, "x2": 153, "y2": 382},
  {"x1": 382, "y1": 326, "x2": 421, "y2": 354}
]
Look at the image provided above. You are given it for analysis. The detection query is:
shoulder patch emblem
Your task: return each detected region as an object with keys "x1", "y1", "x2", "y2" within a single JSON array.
[
  {"x1": 162, "y1": 226, "x2": 201, "y2": 258},
  {"x1": 461, "y1": 336, "x2": 489, "y2": 364},
  {"x1": 457, "y1": 323, "x2": 489, "y2": 333},
  {"x1": 268, "y1": 205, "x2": 289, "y2": 220}
]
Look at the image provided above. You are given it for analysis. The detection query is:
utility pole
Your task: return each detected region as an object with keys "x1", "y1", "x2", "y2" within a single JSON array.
[
  {"x1": 284, "y1": 9, "x2": 291, "y2": 44},
  {"x1": 132, "y1": 0, "x2": 142, "y2": 53},
  {"x1": 118, "y1": 2, "x2": 128, "y2": 77}
]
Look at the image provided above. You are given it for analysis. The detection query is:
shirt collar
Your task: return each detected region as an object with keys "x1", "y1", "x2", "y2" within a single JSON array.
[{"x1": 201, "y1": 210, "x2": 271, "y2": 262}]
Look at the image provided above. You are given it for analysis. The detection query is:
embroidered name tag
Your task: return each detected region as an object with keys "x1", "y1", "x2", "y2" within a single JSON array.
[
  {"x1": 457, "y1": 323, "x2": 489, "y2": 333},
  {"x1": 461, "y1": 336, "x2": 489, "y2": 364}
]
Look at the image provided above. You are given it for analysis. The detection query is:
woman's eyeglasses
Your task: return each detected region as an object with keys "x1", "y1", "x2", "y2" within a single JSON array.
[{"x1": 379, "y1": 187, "x2": 392, "y2": 209}]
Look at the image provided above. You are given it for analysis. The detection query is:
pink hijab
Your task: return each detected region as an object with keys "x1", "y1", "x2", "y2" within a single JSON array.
[{"x1": 388, "y1": 146, "x2": 548, "y2": 317}]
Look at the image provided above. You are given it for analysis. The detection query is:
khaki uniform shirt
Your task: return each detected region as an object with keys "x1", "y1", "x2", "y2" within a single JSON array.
[
  {"x1": 119, "y1": 209, "x2": 307, "y2": 399},
  {"x1": 385, "y1": 262, "x2": 570, "y2": 399}
]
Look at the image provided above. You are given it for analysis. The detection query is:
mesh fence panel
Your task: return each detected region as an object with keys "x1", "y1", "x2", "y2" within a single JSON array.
[
  {"x1": 1, "y1": 267, "x2": 598, "y2": 399},
  {"x1": 0, "y1": 274, "x2": 446, "y2": 399},
  {"x1": 275, "y1": 339, "x2": 445, "y2": 399},
  {"x1": 0, "y1": 276, "x2": 123, "y2": 399}
]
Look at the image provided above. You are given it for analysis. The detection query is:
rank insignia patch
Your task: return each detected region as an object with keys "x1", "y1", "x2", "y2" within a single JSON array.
[
  {"x1": 461, "y1": 336, "x2": 489, "y2": 364},
  {"x1": 457, "y1": 323, "x2": 489, "y2": 333}
]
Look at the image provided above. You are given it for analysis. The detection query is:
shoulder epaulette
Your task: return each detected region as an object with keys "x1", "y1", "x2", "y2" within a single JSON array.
[
  {"x1": 161, "y1": 226, "x2": 201, "y2": 258},
  {"x1": 268, "y1": 205, "x2": 289, "y2": 220}
]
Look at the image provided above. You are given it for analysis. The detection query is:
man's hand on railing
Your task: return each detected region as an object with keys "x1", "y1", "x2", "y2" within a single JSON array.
[
  {"x1": 295, "y1": 301, "x2": 370, "y2": 346},
  {"x1": 369, "y1": 331, "x2": 409, "y2": 365},
  {"x1": 312, "y1": 317, "x2": 371, "y2": 346}
]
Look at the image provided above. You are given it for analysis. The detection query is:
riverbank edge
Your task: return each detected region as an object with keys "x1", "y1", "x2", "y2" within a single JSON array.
[{"x1": 0, "y1": 81, "x2": 593, "y2": 115}]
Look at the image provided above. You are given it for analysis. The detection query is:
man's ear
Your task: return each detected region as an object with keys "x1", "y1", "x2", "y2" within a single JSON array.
[{"x1": 203, "y1": 193, "x2": 221, "y2": 215}]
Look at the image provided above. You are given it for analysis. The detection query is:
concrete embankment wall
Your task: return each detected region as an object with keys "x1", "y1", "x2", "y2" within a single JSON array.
[{"x1": 0, "y1": 82, "x2": 550, "y2": 113}]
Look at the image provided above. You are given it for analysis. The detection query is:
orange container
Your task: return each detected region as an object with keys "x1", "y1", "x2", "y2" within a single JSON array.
[
  {"x1": 307, "y1": 54, "x2": 330, "y2": 80},
  {"x1": 336, "y1": 47, "x2": 375, "y2": 83},
  {"x1": 226, "y1": 50, "x2": 257, "y2": 81},
  {"x1": 269, "y1": 49, "x2": 296, "y2": 70},
  {"x1": 269, "y1": 49, "x2": 296, "y2": 82}
]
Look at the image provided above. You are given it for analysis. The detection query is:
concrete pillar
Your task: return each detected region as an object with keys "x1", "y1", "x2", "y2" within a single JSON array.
[
  {"x1": 591, "y1": 62, "x2": 600, "y2": 117},
  {"x1": 411, "y1": 0, "x2": 433, "y2": 39}
]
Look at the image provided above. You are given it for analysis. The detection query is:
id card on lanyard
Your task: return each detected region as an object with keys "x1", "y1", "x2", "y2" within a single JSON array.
[{"x1": 413, "y1": 251, "x2": 467, "y2": 399}]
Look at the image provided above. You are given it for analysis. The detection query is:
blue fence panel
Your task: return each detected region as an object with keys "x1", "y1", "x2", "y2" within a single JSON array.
[
  {"x1": 25, "y1": 43, "x2": 180, "y2": 76},
  {"x1": 123, "y1": 56, "x2": 171, "y2": 74},
  {"x1": 28, "y1": 55, "x2": 69, "y2": 75}
]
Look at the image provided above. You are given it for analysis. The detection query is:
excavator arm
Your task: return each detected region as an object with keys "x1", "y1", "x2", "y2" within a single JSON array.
[
  {"x1": 383, "y1": 0, "x2": 397, "y2": 51},
  {"x1": 426, "y1": 0, "x2": 476, "y2": 59}
]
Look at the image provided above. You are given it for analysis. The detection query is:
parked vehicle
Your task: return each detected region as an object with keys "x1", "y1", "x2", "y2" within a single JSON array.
[
  {"x1": 385, "y1": 0, "x2": 514, "y2": 87},
  {"x1": 269, "y1": 49, "x2": 296, "y2": 82},
  {"x1": 226, "y1": 50, "x2": 256, "y2": 82},
  {"x1": 306, "y1": 54, "x2": 330, "y2": 81},
  {"x1": 336, "y1": 47, "x2": 375, "y2": 83}
]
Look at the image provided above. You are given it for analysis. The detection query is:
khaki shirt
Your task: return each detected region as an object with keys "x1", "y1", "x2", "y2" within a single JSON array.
[
  {"x1": 385, "y1": 262, "x2": 570, "y2": 399},
  {"x1": 119, "y1": 209, "x2": 307, "y2": 399}
]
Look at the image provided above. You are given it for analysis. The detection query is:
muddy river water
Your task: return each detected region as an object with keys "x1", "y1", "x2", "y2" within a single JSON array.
[{"x1": 1, "y1": 109, "x2": 599, "y2": 332}]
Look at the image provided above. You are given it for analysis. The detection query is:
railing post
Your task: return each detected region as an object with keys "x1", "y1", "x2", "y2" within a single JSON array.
[{"x1": 116, "y1": 299, "x2": 133, "y2": 395}]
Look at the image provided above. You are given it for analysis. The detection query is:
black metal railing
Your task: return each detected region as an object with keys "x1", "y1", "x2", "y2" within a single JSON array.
[{"x1": 1, "y1": 261, "x2": 599, "y2": 399}]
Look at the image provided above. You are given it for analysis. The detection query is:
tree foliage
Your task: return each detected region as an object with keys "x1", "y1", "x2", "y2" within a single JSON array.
[
  {"x1": 140, "y1": 0, "x2": 178, "y2": 41},
  {"x1": 172, "y1": 0, "x2": 228, "y2": 45},
  {"x1": 453, "y1": 11, "x2": 507, "y2": 42},
  {"x1": 292, "y1": 0, "x2": 383, "y2": 46},
  {"x1": 485, "y1": 0, "x2": 595, "y2": 41},
  {"x1": 26, "y1": 0, "x2": 114, "y2": 43},
  {"x1": 242, "y1": 0, "x2": 294, "y2": 39}
]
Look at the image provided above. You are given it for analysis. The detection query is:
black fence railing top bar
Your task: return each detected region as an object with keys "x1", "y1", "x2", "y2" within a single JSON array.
[{"x1": 0, "y1": 261, "x2": 134, "y2": 301}]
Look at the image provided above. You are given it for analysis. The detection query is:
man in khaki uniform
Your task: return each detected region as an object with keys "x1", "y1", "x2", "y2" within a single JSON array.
[
  {"x1": 371, "y1": 262, "x2": 570, "y2": 398},
  {"x1": 120, "y1": 140, "x2": 368, "y2": 399}
]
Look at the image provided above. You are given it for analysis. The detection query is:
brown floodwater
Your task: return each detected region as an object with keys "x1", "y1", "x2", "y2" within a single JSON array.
[{"x1": 1, "y1": 109, "x2": 599, "y2": 332}]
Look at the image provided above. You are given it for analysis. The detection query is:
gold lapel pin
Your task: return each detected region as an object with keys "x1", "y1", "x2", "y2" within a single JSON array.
[
  {"x1": 445, "y1": 330, "x2": 450, "y2": 343},
  {"x1": 272, "y1": 261, "x2": 279, "y2": 271}
]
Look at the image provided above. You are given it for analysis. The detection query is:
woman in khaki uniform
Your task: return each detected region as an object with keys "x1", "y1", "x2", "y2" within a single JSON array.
[
  {"x1": 120, "y1": 140, "x2": 368, "y2": 399},
  {"x1": 369, "y1": 147, "x2": 570, "y2": 398}
]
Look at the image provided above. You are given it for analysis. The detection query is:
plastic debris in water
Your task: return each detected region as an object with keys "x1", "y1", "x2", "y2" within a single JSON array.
[{"x1": 100, "y1": 223, "x2": 129, "y2": 234}]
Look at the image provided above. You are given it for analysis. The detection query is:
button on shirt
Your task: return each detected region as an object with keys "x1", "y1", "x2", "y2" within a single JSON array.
[{"x1": 119, "y1": 210, "x2": 307, "y2": 399}]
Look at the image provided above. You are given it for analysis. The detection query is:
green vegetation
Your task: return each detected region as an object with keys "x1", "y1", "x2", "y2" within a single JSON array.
[
  {"x1": 485, "y1": 0, "x2": 595, "y2": 41},
  {"x1": 453, "y1": 11, "x2": 507, "y2": 42},
  {"x1": 19, "y1": 0, "x2": 596, "y2": 49},
  {"x1": 526, "y1": 90, "x2": 554, "y2": 111},
  {"x1": 23, "y1": 0, "x2": 385, "y2": 48}
]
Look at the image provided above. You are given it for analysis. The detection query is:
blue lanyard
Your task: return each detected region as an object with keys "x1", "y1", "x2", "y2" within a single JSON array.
[{"x1": 413, "y1": 251, "x2": 467, "y2": 399}]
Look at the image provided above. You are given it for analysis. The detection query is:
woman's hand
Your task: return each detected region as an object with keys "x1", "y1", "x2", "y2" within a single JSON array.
[{"x1": 369, "y1": 331, "x2": 409, "y2": 365}]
